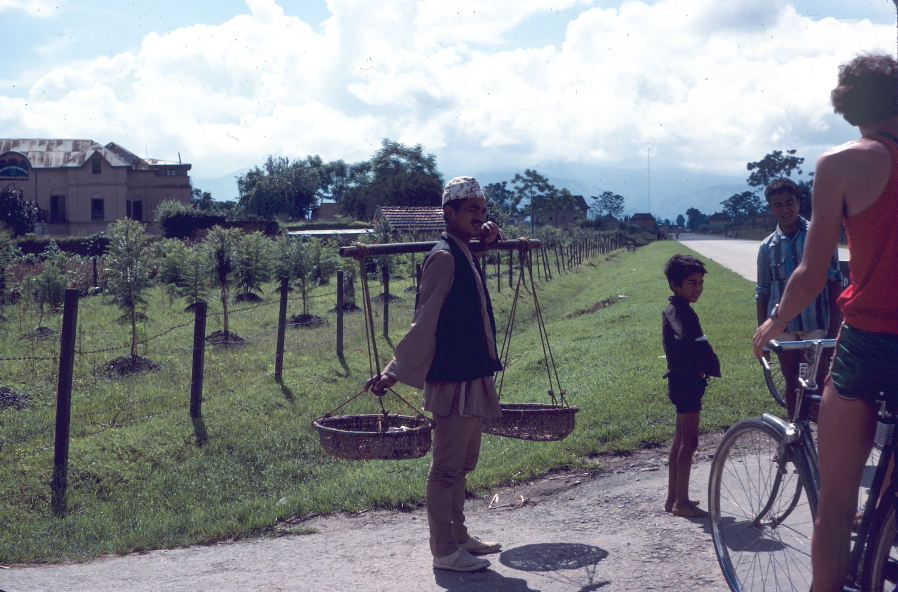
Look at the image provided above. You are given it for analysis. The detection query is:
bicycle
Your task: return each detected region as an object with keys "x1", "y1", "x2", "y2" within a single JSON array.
[
  {"x1": 708, "y1": 339, "x2": 831, "y2": 591},
  {"x1": 708, "y1": 339, "x2": 898, "y2": 591}
]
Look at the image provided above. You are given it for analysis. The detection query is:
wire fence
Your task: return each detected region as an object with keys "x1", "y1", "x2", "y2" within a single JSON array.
[{"x1": 0, "y1": 233, "x2": 625, "y2": 513}]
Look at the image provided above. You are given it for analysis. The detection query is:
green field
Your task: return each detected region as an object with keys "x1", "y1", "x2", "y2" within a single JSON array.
[{"x1": 0, "y1": 240, "x2": 776, "y2": 564}]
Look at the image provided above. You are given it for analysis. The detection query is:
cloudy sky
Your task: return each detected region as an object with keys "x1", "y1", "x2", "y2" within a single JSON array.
[{"x1": 1, "y1": 0, "x2": 895, "y2": 216}]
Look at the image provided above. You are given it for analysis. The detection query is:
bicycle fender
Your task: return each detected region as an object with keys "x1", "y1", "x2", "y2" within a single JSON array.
[{"x1": 759, "y1": 413, "x2": 790, "y2": 435}]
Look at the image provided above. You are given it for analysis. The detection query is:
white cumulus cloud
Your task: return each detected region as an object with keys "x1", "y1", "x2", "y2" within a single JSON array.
[{"x1": 0, "y1": 0, "x2": 893, "y2": 180}]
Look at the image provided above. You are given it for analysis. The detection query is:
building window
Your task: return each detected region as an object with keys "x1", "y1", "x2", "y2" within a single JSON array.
[
  {"x1": 50, "y1": 195, "x2": 66, "y2": 223},
  {"x1": 91, "y1": 199, "x2": 104, "y2": 221},
  {"x1": 92, "y1": 158, "x2": 102, "y2": 175},
  {"x1": 126, "y1": 200, "x2": 143, "y2": 222}
]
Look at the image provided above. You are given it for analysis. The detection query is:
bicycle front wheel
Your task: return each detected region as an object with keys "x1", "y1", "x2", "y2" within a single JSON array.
[
  {"x1": 862, "y1": 485, "x2": 898, "y2": 592},
  {"x1": 709, "y1": 418, "x2": 818, "y2": 592},
  {"x1": 761, "y1": 355, "x2": 787, "y2": 409}
]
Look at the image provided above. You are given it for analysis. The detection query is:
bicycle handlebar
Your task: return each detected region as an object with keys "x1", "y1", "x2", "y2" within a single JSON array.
[{"x1": 764, "y1": 338, "x2": 836, "y2": 354}]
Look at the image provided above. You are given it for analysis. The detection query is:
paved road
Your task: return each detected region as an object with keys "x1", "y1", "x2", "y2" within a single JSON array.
[{"x1": 675, "y1": 233, "x2": 849, "y2": 283}]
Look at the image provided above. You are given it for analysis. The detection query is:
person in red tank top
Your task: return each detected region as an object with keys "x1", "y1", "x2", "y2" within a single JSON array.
[{"x1": 752, "y1": 53, "x2": 898, "y2": 592}]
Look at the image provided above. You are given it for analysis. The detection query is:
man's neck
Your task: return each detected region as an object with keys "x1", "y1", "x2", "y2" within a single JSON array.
[{"x1": 859, "y1": 116, "x2": 898, "y2": 138}]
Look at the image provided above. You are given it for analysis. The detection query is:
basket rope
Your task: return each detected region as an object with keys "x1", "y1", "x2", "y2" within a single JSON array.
[
  {"x1": 314, "y1": 242, "x2": 427, "y2": 422},
  {"x1": 495, "y1": 237, "x2": 568, "y2": 407}
]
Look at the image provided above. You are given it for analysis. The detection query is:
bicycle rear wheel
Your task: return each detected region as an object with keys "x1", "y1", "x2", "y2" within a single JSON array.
[
  {"x1": 709, "y1": 418, "x2": 818, "y2": 592},
  {"x1": 862, "y1": 485, "x2": 898, "y2": 592}
]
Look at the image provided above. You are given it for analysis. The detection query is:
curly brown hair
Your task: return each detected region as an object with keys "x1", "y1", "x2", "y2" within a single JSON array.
[{"x1": 831, "y1": 53, "x2": 898, "y2": 126}]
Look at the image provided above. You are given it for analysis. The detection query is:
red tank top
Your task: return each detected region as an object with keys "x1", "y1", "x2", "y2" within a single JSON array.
[{"x1": 837, "y1": 133, "x2": 898, "y2": 334}]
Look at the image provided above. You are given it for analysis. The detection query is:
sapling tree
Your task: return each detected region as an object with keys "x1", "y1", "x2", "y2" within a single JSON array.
[
  {"x1": 233, "y1": 231, "x2": 272, "y2": 301},
  {"x1": 274, "y1": 234, "x2": 315, "y2": 315},
  {"x1": 28, "y1": 247, "x2": 69, "y2": 327},
  {"x1": 104, "y1": 219, "x2": 153, "y2": 357},
  {"x1": 0, "y1": 227, "x2": 14, "y2": 313},
  {"x1": 204, "y1": 226, "x2": 243, "y2": 338},
  {"x1": 158, "y1": 239, "x2": 210, "y2": 310}
]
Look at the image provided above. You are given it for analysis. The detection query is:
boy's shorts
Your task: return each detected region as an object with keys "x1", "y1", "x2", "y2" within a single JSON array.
[
  {"x1": 667, "y1": 372, "x2": 707, "y2": 414},
  {"x1": 829, "y1": 324, "x2": 898, "y2": 405}
]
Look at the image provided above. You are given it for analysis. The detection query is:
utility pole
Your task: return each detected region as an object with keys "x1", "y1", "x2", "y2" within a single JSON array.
[{"x1": 647, "y1": 148, "x2": 651, "y2": 215}]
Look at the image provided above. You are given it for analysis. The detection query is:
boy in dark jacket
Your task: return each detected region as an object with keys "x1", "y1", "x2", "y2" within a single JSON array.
[{"x1": 661, "y1": 254, "x2": 720, "y2": 518}]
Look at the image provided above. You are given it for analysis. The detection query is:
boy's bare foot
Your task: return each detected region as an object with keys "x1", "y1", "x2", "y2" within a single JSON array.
[
  {"x1": 670, "y1": 501, "x2": 708, "y2": 518},
  {"x1": 664, "y1": 499, "x2": 701, "y2": 513}
]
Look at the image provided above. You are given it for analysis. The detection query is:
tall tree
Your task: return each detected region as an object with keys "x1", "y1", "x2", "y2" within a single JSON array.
[
  {"x1": 483, "y1": 181, "x2": 519, "y2": 223},
  {"x1": 675, "y1": 214, "x2": 685, "y2": 227},
  {"x1": 685, "y1": 207, "x2": 708, "y2": 232},
  {"x1": 533, "y1": 187, "x2": 579, "y2": 228},
  {"x1": 237, "y1": 156, "x2": 321, "y2": 219},
  {"x1": 512, "y1": 169, "x2": 553, "y2": 231},
  {"x1": 339, "y1": 139, "x2": 444, "y2": 219},
  {"x1": 0, "y1": 185, "x2": 40, "y2": 237},
  {"x1": 191, "y1": 187, "x2": 214, "y2": 211},
  {"x1": 721, "y1": 191, "x2": 764, "y2": 222},
  {"x1": 746, "y1": 150, "x2": 805, "y2": 189},
  {"x1": 590, "y1": 191, "x2": 625, "y2": 218}
]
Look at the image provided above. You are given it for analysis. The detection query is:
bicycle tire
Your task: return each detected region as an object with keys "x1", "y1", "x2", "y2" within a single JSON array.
[
  {"x1": 761, "y1": 355, "x2": 787, "y2": 409},
  {"x1": 709, "y1": 418, "x2": 818, "y2": 592},
  {"x1": 861, "y1": 484, "x2": 898, "y2": 592}
]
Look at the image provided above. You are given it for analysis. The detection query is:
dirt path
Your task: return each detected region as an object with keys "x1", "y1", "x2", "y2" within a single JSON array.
[{"x1": 1, "y1": 434, "x2": 731, "y2": 592}]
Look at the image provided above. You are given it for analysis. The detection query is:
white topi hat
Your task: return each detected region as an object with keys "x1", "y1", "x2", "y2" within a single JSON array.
[{"x1": 441, "y1": 176, "x2": 485, "y2": 206}]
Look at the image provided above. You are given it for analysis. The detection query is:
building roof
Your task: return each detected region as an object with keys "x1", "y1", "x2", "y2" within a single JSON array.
[
  {"x1": 377, "y1": 206, "x2": 444, "y2": 232},
  {"x1": 631, "y1": 213, "x2": 655, "y2": 221},
  {"x1": 709, "y1": 212, "x2": 732, "y2": 221},
  {"x1": 0, "y1": 139, "x2": 189, "y2": 170}
]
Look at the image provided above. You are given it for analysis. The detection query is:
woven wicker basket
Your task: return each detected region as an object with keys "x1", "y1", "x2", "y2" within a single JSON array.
[
  {"x1": 482, "y1": 403, "x2": 579, "y2": 441},
  {"x1": 313, "y1": 414, "x2": 434, "y2": 460}
]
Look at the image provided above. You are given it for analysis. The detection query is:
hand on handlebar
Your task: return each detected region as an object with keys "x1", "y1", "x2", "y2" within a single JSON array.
[{"x1": 752, "y1": 318, "x2": 783, "y2": 359}]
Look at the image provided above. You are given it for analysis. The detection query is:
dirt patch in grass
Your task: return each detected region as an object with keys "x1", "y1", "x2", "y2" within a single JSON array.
[
  {"x1": 288, "y1": 314, "x2": 327, "y2": 328},
  {"x1": 234, "y1": 293, "x2": 263, "y2": 303},
  {"x1": 566, "y1": 298, "x2": 617, "y2": 318},
  {"x1": 205, "y1": 330, "x2": 246, "y2": 347},
  {"x1": 0, "y1": 386, "x2": 32, "y2": 410},
  {"x1": 372, "y1": 293, "x2": 405, "y2": 304},
  {"x1": 20, "y1": 326, "x2": 58, "y2": 340},
  {"x1": 94, "y1": 355, "x2": 161, "y2": 377}
]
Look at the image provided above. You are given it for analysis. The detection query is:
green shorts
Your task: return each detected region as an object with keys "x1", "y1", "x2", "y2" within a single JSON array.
[{"x1": 830, "y1": 324, "x2": 898, "y2": 405}]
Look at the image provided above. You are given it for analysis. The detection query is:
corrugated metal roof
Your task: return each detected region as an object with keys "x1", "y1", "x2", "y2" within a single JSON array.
[
  {"x1": 377, "y1": 206, "x2": 444, "y2": 232},
  {"x1": 0, "y1": 139, "x2": 185, "y2": 170}
]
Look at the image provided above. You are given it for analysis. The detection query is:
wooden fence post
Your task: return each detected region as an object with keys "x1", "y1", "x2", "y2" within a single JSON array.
[
  {"x1": 382, "y1": 266, "x2": 390, "y2": 338},
  {"x1": 51, "y1": 288, "x2": 79, "y2": 517},
  {"x1": 275, "y1": 277, "x2": 288, "y2": 381},
  {"x1": 190, "y1": 301, "x2": 208, "y2": 445},
  {"x1": 507, "y1": 249, "x2": 513, "y2": 289},
  {"x1": 336, "y1": 270, "x2": 344, "y2": 359}
]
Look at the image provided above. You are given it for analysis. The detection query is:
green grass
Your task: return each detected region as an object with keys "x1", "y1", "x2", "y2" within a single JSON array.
[{"x1": 0, "y1": 241, "x2": 776, "y2": 564}]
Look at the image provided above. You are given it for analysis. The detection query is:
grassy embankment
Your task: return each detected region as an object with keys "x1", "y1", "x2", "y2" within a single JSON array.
[{"x1": 0, "y1": 240, "x2": 772, "y2": 564}]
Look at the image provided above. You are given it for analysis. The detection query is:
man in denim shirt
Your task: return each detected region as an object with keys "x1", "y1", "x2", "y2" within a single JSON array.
[{"x1": 756, "y1": 177, "x2": 842, "y2": 418}]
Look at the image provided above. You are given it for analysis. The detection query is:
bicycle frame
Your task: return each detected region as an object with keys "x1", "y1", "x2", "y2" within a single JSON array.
[{"x1": 843, "y1": 399, "x2": 898, "y2": 592}]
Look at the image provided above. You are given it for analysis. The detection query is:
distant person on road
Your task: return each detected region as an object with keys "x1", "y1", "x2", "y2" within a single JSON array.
[
  {"x1": 661, "y1": 254, "x2": 721, "y2": 518},
  {"x1": 365, "y1": 176, "x2": 505, "y2": 573},
  {"x1": 753, "y1": 53, "x2": 898, "y2": 592},
  {"x1": 756, "y1": 177, "x2": 842, "y2": 419}
]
